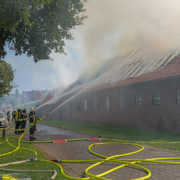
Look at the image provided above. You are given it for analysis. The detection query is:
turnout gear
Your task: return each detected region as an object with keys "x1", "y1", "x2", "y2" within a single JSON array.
[
  {"x1": 7, "y1": 111, "x2": 10, "y2": 122},
  {"x1": 12, "y1": 109, "x2": 16, "y2": 123},
  {"x1": 22, "y1": 108, "x2": 27, "y2": 133},
  {"x1": 29, "y1": 109, "x2": 37, "y2": 141},
  {"x1": 15, "y1": 108, "x2": 23, "y2": 134}
]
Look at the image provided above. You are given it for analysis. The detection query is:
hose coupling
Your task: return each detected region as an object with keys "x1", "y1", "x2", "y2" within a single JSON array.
[
  {"x1": 50, "y1": 159, "x2": 61, "y2": 163},
  {"x1": 28, "y1": 154, "x2": 38, "y2": 161}
]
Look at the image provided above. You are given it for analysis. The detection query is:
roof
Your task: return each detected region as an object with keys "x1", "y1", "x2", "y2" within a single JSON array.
[
  {"x1": 88, "y1": 56, "x2": 180, "y2": 92},
  {"x1": 32, "y1": 90, "x2": 49, "y2": 101},
  {"x1": 39, "y1": 51, "x2": 180, "y2": 105}
]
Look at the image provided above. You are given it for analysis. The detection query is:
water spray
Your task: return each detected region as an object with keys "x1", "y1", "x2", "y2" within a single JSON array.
[{"x1": 13, "y1": 100, "x2": 42, "y2": 109}]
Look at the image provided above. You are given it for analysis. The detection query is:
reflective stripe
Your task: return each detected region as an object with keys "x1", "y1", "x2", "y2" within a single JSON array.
[
  {"x1": 16, "y1": 129, "x2": 25, "y2": 131},
  {"x1": 16, "y1": 119, "x2": 22, "y2": 121},
  {"x1": 29, "y1": 123, "x2": 35, "y2": 126}
]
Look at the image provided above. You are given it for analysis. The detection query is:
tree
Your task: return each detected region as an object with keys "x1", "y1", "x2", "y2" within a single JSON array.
[
  {"x1": 0, "y1": 59, "x2": 17, "y2": 97},
  {"x1": 0, "y1": 0, "x2": 87, "y2": 62}
]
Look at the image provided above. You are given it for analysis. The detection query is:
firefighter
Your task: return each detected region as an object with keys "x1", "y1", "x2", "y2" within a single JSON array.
[
  {"x1": 15, "y1": 107, "x2": 23, "y2": 135},
  {"x1": 22, "y1": 107, "x2": 27, "y2": 133},
  {"x1": 12, "y1": 109, "x2": 16, "y2": 123},
  {"x1": 7, "y1": 111, "x2": 10, "y2": 122},
  {"x1": 29, "y1": 107, "x2": 37, "y2": 141}
]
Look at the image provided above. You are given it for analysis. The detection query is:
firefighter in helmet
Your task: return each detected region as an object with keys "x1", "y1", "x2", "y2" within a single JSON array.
[
  {"x1": 12, "y1": 109, "x2": 16, "y2": 123},
  {"x1": 29, "y1": 107, "x2": 38, "y2": 141},
  {"x1": 15, "y1": 107, "x2": 23, "y2": 134},
  {"x1": 7, "y1": 111, "x2": 10, "y2": 122},
  {"x1": 22, "y1": 107, "x2": 27, "y2": 133}
]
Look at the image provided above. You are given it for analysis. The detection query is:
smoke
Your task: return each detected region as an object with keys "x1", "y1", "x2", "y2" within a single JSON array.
[
  {"x1": 37, "y1": 0, "x2": 180, "y2": 91},
  {"x1": 35, "y1": 0, "x2": 180, "y2": 123},
  {"x1": 72, "y1": 0, "x2": 180, "y2": 71}
]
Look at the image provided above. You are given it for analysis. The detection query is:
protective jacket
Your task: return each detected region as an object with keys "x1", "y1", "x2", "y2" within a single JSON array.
[
  {"x1": 17, "y1": 110, "x2": 23, "y2": 121},
  {"x1": 29, "y1": 112, "x2": 37, "y2": 126},
  {"x1": 13, "y1": 111, "x2": 16, "y2": 118},
  {"x1": 23, "y1": 110, "x2": 27, "y2": 121}
]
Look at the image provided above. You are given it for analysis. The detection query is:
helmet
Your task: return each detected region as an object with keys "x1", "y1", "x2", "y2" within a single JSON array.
[
  {"x1": 14, "y1": 109, "x2": 16, "y2": 111},
  {"x1": 30, "y1": 107, "x2": 34, "y2": 112},
  {"x1": 22, "y1": 107, "x2": 25, "y2": 111},
  {"x1": 18, "y1": 107, "x2": 22, "y2": 111}
]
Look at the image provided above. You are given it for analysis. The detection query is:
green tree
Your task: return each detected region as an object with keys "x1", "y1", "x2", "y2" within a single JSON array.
[
  {"x1": 0, "y1": 0, "x2": 87, "y2": 62},
  {"x1": 0, "y1": 60, "x2": 17, "y2": 97}
]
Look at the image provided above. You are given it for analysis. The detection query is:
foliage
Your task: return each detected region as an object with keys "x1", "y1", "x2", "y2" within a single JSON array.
[
  {"x1": 0, "y1": 59, "x2": 17, "y2": 97},
  {"x1": 0, "y1": 0, "x2": 88, "y2": 62}
]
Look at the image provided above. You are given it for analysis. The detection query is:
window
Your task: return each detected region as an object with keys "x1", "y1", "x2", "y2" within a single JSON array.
[
  {"x1": 105, "y1": 97, "x2": 110, "y2": 111},
  {"x1": 136, "y1": 95, "x2": 142, "y2": 105},
  {"x1": 178, "y1": 91, "x2": 180, "y2": 103},
  {"x1": 93, "y1": 98, "x2": 97, "y2": 111},
  {"x1": 154, "y1": 93, "x2": 161, "y2": 104},
  {"x1": 119, "y1": 95, "x2": 125, "y2": 111},
  {"x1": 77, "y1": 101, "x2": 80, "y2": 110},
  {"x1": 84, "y1": 99, "x2": 87, "y2": 111}
]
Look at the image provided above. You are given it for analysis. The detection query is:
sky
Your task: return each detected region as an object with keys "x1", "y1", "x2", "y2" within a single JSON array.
[
  {"x1": 4, "y1": 0, "x2": 180, "y2": 94},
  {"x1": 5, "y1": 36, "x2": 86, "y2": 94}
]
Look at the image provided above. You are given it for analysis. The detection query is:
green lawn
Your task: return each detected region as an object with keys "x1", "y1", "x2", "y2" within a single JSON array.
[
  {"x1": 0, "y1": 136, "x2": 69, "y2": 180},
  {"x1": 40, "y1": 119, "x2": 180, "y2": 151}
]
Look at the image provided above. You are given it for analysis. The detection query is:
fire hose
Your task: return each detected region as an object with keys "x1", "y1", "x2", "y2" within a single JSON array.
[{"x1": 1, "y1": 116, "x2": 180, "y2": 179}]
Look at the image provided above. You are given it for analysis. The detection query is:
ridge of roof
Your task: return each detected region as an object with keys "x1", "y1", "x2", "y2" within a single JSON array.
[{"x1": 87, "y1": 57, "x2": 180, "y2": 92}]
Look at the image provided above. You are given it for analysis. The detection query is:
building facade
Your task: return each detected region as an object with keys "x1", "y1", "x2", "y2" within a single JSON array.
[{"x1": 36, "y1": 57, "x2": 180, "y2": 132}]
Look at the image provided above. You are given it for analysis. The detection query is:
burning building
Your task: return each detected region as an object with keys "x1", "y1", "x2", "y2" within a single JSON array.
[{"x1": 36, "y1": 49, "x2": 180, "y2": 132}]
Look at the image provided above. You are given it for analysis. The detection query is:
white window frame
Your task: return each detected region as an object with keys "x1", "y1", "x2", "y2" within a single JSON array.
[
  {"x1": 178, "y1": 91, "x2": 180, "y2": 103},
  {"x1": 119, "y1": 95, "x2": 125, "y2": 111},
  {"x1": 93, "y1": 98, "x2": 97, "y2": 111},
  {"x1": 154, "y1": 93, "x2": 161, "y2": 104},
  {"x1": 84, "y1": 99, "x2": 87, "y2": 111},
  {"x1": 136, "y1": 95, "x2": 142, "y2": 105},
  {"x1": 105, "y1": 97, "x2": 110, "y2": 111}
]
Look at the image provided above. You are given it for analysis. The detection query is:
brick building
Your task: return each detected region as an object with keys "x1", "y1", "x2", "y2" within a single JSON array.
[
  {"x1": 21, "y1": 90, "x2": 49, "y2": 103},
  {"x1": 36, "y1": 54, "x2": 180, "y2": 132}
]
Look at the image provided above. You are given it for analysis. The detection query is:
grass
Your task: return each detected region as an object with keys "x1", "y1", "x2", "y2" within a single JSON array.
[
  {"x1": 40, "y1": 119, "x2": 180, "y2": 151},
  {"x1": 0, "y1": 136, "x2": 69, "y2": 180}
]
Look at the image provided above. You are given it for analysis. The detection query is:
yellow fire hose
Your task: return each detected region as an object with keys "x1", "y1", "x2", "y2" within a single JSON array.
[{"x1": 1, "y1": 118, "x2": 180, "y2": 180}]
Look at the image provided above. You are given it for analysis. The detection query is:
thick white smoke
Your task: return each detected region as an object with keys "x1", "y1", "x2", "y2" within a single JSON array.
[{"x1": 36, "y1": 0, "x2": 180, "y2": 112}]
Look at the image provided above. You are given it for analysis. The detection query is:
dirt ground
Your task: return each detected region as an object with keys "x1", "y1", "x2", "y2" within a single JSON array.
[{"x1": 9, "y1": 123, "x2": 180, "y2": 180}]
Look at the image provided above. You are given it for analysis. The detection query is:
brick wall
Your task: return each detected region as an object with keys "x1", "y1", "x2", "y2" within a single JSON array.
[{"x1": 36, "y1": 76, "x2": 180, "y2": 132}]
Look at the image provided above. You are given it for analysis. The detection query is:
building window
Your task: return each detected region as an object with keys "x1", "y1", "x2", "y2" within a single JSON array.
[
  {"x1": 154, "y1": 93, "x2": 161, "y2": 104},
  {"x1": 105, "y1": 97, "x2": 110, "y2": 111},
  {"x1": 119, "y1": 95, "x2": 125, "y2": 111},
  {"x1": 77, "y1": 101, "x2": 80, "y2": 110},
  {"x1": 84, "y1": 99, "x2": 87, "y2": 111},
  {"x1": 93, "y1": 98, "x2": 97, "y2": 111},
  {"x1": 178, "y1": 91, "x2": 180, "y2": 103},
  {"x1": 136, "y1": 95, "x2": 142, "y2": 105}
]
